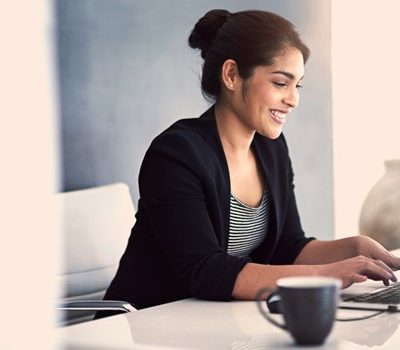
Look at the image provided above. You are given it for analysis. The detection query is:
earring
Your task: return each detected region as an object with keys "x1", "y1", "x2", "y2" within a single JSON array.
[{"x1": 229, "y1": 83, "x2": 233, "y2": 88}]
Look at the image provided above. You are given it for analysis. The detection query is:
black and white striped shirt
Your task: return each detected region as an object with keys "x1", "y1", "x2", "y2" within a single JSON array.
[{"x1": 227, "y1": 186, "x2": 270, "y2": 258}]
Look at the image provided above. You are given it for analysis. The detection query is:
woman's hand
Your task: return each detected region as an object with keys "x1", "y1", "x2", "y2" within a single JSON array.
[
  {"x1": 319, "y1": 254, "x2": 398, "y2": 289},
  {"x1": 352, "y1": 235, "x2": 400, "y2": 270},
  {"x1": 295, "y1": 235, "x2": 400, "y2": 288}
]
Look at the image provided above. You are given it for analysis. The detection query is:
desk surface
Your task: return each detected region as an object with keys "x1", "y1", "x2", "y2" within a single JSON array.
[
  {"x1": 57, "y1": 291, "x2": 400, "y2": 349},
  {"x1": 57, "y1": 249, "x2": 400, "y2": 350}
]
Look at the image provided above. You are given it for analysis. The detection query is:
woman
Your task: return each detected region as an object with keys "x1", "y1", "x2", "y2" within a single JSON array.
[{"x1": 102, "y1": 9, "x2": 400, "y2": 312}]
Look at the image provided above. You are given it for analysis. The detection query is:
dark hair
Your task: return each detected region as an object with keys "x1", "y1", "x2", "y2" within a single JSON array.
[{"x1": 188, "y1": 9, "x2": 310, "y2": 101}]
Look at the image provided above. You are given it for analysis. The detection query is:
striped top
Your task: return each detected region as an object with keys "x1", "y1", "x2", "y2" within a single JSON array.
[{"x1": 227, "y1": 186, "x2": 271, "y2": 258}]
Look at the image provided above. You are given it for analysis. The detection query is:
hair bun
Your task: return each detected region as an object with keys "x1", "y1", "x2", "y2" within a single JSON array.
[{"x1": 188, "y1": 9, "x2": 231, "y2": 59}]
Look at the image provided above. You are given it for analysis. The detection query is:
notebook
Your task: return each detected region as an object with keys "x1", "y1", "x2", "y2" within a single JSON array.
[{"x1": 339, "y1": 269, "x2": 400, "y2": 312}]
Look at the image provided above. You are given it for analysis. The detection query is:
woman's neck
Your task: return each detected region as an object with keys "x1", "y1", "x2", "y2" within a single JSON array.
[{"x1": 214, "y1": 101, "x2": 255, "y2": 158}]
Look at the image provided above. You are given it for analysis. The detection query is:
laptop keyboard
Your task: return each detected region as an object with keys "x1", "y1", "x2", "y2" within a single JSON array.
[{"x1": 344, "y1": 282, "x2": 400, "y2": 304}]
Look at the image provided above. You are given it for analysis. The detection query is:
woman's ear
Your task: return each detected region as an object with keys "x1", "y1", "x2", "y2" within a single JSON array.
[{"x1": 221, "y1": 59, "x2": 239, "y2": 91}]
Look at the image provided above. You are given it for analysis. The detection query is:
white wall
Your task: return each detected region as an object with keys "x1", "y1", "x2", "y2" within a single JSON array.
[
  {"x1": 332, "y1": 0, "x2": 400, "y2": 238},
  {"x1": 0, "y1": 1, "x2": 60, "y2": 349}
]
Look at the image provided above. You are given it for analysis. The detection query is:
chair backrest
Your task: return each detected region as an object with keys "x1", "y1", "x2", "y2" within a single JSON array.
[{"x1": 56, "y1": 183, "x2": 135, "y2": 325}]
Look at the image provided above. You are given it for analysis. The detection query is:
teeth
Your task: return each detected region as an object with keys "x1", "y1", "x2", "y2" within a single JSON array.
[{"x1": 271, "y1": 109, "x2": 286, "y2": 120}]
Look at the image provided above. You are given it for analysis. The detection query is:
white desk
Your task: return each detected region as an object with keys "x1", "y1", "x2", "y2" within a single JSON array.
[
  {"x1": 57, "y1": 292, "x2": 400, "y2": 349},
  {"x1": 57, "y1": 249, "x2": 400, "y2": 349}
]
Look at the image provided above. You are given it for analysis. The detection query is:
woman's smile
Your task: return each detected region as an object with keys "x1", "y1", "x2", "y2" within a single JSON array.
[{"x1": 269, "y1": 109, "x2": 289, "y2": 125}]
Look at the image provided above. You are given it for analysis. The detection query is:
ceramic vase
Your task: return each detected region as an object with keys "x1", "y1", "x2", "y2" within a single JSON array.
[{"x1": 359, "y1": 159, "x2": 400, "y2": 250}]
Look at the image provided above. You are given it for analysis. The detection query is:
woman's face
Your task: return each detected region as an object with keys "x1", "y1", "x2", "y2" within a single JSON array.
[{"x1": 232, "y1": 47, "x2": 305, "y2": 139}]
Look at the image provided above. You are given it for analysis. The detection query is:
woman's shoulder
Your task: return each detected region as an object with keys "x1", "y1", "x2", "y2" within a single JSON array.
[
  {"x1": 139, "y1": 112, "x2": 222, "y2": 183},
  {"x1": 150, "y1": 109, "x2": 217, "y2": 152}
]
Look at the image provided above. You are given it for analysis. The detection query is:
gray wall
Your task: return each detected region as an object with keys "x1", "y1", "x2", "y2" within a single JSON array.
[{"x1": 56, "y1": 0, "x2": 333, "y2": 239}]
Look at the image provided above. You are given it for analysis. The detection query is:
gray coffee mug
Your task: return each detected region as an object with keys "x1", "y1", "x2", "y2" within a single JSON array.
[{"x1": 257, "y1": 276, "x2": 341, "y2": 345}]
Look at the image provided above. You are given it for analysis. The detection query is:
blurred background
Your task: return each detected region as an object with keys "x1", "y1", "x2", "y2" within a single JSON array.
[
  {"x1": 56, "y1": 0, "x2": 334, "y2": 240},
  {"x1": 1, "y1": 0, "x2": 399, "y2": 348}
]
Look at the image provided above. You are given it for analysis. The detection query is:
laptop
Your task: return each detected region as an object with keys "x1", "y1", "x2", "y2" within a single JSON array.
[{"x1": 339, "y1": 269, "x2": 400, "y2": 312}]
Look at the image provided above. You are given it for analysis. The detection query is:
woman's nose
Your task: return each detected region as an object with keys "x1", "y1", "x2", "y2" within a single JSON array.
[{"x1": 283, "y1": 88, "x2": 299, "y2": 108}]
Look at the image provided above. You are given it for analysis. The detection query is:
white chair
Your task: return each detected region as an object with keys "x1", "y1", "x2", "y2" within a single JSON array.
[{"x1": 56, "y1": 183, "x2": 136, "y2": 326}]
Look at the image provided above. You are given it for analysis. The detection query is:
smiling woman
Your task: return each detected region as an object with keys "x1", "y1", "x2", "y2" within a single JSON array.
[
  {"x1": 96, "y1": 9, "x2": 400, "y2": 317},
  {"x1": 188, "y1": 9, "x2": 309, "y2": 102},
  {"x1": 214, "y1": 49, "x2": 304, "y2": 141}
]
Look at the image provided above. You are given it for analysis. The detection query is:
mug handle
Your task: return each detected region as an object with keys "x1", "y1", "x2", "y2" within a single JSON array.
[{"x1": 256, "y1": 287, "x2": 287, "y2": 331}]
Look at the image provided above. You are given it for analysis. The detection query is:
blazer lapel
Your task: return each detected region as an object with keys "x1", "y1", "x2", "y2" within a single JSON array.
[
  {"x1": 199, "y1": 106, "x2": 231, "y2": 250},
  {"x1": 252, "y1": 134, "x2": 282, "y2": 261}
]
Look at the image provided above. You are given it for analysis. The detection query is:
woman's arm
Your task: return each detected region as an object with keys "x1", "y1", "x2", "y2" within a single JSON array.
[
  {"x1": 293, "y1": 237, "x2": 359, "y2": 264},
  {"x1": 232, "y1": 236, "x2": 400, "y2": 300},
  {"x1": 294, "y1": 235, "x2": 400, "y2": 267},
  {"x1": 232, "y1": 263, "x2": 320, "y2": 300},
  {"x1": 231, "y1": 260, "x2": 391, "y2": 300}
]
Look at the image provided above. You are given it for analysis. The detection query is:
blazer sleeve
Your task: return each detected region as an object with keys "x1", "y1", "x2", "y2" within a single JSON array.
[
  {"x1": 138, "y1": 131, "x2": 249, "y2": 301},
  {"x1": 269, "y1": 138, "x2": 315, "y2": 265}
]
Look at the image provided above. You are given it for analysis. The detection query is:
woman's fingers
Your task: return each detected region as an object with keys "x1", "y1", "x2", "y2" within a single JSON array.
[
  {"x1": 373, "y1": 249, "x2": 400, "y2": 271},
  {"x1": 357, "y1": 258, "x2": 394, "y2": 283},
  {"x1": 372, "y1": 259, "x2": 397, "y2": 282},
  {"x1": 356, "y1": 235, "x2": 400, "y2": 270},
  {"x1": 387, "y1": 253, "x2": 400, "y2": 270},
  {"x1": 350, "y1": 273, "x2": 368, "y2": 285},
  {"x1": 323, "y1": 254, "x2": 399, "y2": 288},
  {"x1": 339, "y1": 256, "x2": 393, "y2": 284},
  {"x1": 382, "y1": 278, "x2": 390, "y2": 286}
]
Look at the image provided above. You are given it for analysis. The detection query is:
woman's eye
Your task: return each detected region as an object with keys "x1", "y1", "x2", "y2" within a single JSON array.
[{"x1": 273, "y1": 82, "x2": 304, "y2": 89}]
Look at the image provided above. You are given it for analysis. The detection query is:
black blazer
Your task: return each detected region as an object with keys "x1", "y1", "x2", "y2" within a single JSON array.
[{"x1": 103, "y1": 106, "x2": 314, "y2": 310}]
